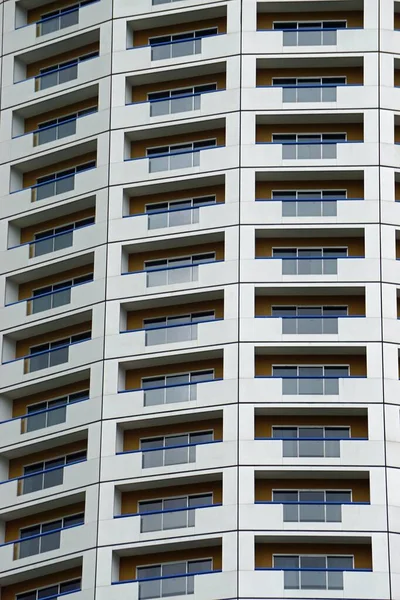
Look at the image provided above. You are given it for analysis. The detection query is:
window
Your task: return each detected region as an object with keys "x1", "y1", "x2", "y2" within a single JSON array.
[
  {"x1": 149, "y1": 28, "x2": 218, "y2": 61},
  {"x1": 139, "y1": 493, "x2": 212, "y2": 532},
  {"x1": 272, "y1": 133, "x2": 346, "y2": 159},
  {"x1": 31, "y1": 273, "x2": 93, "y2": 314},
  {"x1": 22, "y1": 450, "x2": 87, "y2": 494},
  {"x1": 140, "y1": 431, "x2": 213, "y2": 468},
  {"x1": 272, "y1": 189, "x2": 346, "y2": 217},
  {"x1": 272, "y1": 426, "x2": 351, "y2": 457},
  {"x1": 144, "y1": 252, "x2": 216, "y2": 287},
  {"x1": 17, "y1": 579, "x2": 81, "y2": 600},
  {"x1": 272, "y1": 77, "x2": 346, "y2": 102},
  {"x1": 144, "y1": 311, "x2": 215, "y2": 346},
  {"x1": 32, "y1": 216, "x2": 95, "y2": 257},
  {"x1": 37, "y1": 51, "x2": 99, "y2": 90},
  {"x1": 25, "y1": 389, "x2": 89, "y2": 433},
  {"x1": 273, "y1": 490, "x2": 351, "y2": 522},
  {"x1": 137, "y1": 559, "x2": 212, "y2": 599},
  {"x1": 272, "y1": 365, "x2": 349, "y2": 395},
  {"x1": 272, "y1": 305, "x2": 348, "y2": 334},
  {"x1": 146, "y1": 196, "x2": 215, "y2": 229},
  {"x1": 141, "y1": 369, "x2": 214, "y2": 406},
  {"x1": 18, "y1": 513, "x2": 84, "y2": 558},
  {"x1": 272, "y1": 247, "x2": 348, "y2": 275},
  {"x1": 147, "y1": 139, "x2": 217, "y2": 173},
  {"x1": 34, "y1": 161, "x2": 96, "y2": 201},
  {"x1": 148, "y1": 83, "x2": 217, "y2": 116},
  {"x1": 27, "y1": 331, "x2": 91, "y2": 372},
  {"x1": 273, "y1": 20, "x2": 346, "y2": 46},
  {"x1": 36, "y1": 106, "x2": 97, "y2": 145},
  {"x1": 273, "y1": 554, "x2": 353, "y2": 590}
]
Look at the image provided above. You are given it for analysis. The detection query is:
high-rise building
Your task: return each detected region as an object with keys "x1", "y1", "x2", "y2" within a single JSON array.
[{"x1": 1, "y1": 0, "x2": 400, "y2": 599}]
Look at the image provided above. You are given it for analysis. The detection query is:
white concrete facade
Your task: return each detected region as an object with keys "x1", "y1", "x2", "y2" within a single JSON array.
[{"x1": 0, "y1": 0, "x2": 399, "y2": 599}]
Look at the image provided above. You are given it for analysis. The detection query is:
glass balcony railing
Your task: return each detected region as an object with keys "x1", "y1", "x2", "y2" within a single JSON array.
[{"x1": 261, "y1": 435, "x2": 366, "y2": 458}]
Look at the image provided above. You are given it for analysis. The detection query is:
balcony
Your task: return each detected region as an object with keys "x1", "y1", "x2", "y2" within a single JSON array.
[
  {"x1": 0, "y1": 516, "x2": 96, "y2": 572},
  {"x1": 0, "y1": 455, "x2": 98, "y2": 510},
  {"x1": 108, "y1": 317, "x2": 234, "y2": 358},
  {"x1": 4, "y1": 0, "x2": 111, "y2": 54},
  {"x1": 101, "y1": 437, "x2": 234, "y2": 481},
  {"x1": 119, "y1": 145, "x2": 232, "y2": 184},
  {"x1": 0, "y1": 393, "x2": 101, "y2": 448}
]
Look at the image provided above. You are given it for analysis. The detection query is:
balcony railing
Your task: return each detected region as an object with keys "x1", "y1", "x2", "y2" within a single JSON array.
[
  {"x1": 257, "y1": 315, "x2": 364, "y2": 334},
  {"x1": 10, "y1": 164, "x2": 96, "y2": 202},
  {"x1": 257, "y1": 26, "x2": 361, "y2": 47},
  {"x1": 115, "y1": 502, "x2": 220, "y2": 533},
  {"x1": 6, "y1": 520, "x2": 83, "y2": 559},
  {"x1": 123, "y1": 259, "x2": 223, "y2": 288},
  {"x1": 256, "y1": 500, "x2": 369, "y2": 523},
  {"x1": 259, "y1": 140, "x2": 362, "y2": 160},
  {"x1": 267, "y1": 83, "x2": 358, "y2": 103},
  {"x1": 127, "y1": 89, "x2": 223, "y2": 117},
  {"x1": 130, "y1": 33, "x2": 222, "y2": 61},
  {"x1": 0, "y1": 456, "x2": 87, "y2": 495},
  {"x1": 4, "y1": 278, "x2": 93, "y2": 315},
  {"x1": 112, "y1": 569, "x2": 221, "y2": 599},
  {"x1": 122, "y1": 317, "x2": 220, "y2": 346},
  {"x1": 123, "y1": 202, "x2": 218, "y2": 230},
  {"x1": 118, "y1": 439, "x2": 220, "y2": 469},
  {"x1": 258, "y1": 255, "x2": 362, "y2": 275},
  {"x1": 255, "y1": 196, "x2": 363, "y2": 217},
  {"x1": 121, "y1": 376, "x2": 220, "y2": 407},
  {"x1": 256, "y1": 566, "x2": 370, "y2": 590},
  {"x1": 2, "y1": 336, "x2": 91, "y2": 374},
  {"x1": 260, "y1": 374, "x2": 357, "y2": 395},
  {"x1": 7, "y1": 221, "x2": 94, "y2": 257},
  {"x1": 0, "y1": 395, "x2": 89, "y2": 433},
  {"x1": 257, "y1": 436, "x2": 366, "y2": 458}
]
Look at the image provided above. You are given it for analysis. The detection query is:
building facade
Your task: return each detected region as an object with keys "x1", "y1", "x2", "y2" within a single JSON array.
[{"x1": 0, "y1": 0, "x2": 399, "y2": 598}]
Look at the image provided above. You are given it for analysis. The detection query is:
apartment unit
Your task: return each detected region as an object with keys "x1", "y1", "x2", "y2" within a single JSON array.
[{"x1": 0, "y1": 0, "x2": 400, "y2": 599}]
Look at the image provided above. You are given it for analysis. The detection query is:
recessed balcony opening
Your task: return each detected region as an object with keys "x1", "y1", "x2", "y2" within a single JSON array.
[
  {"x1": 120, "y1": 289, "x2": 224, "y2": 347},
  {"x1": 120, "y1": 347, "x2": 224, "y2": 403},
  {"x1": 114, "y1": 539, "x2": 223, "y2": 597},
  {"x1": 255, "y1": 470, "x2": 370, "y2": 523},
  {"x1": 5, "y1": 252, "x2": 94, "y2": 315},
  {"x1": 7, "y1": 196, "x2": 96, "y2": 256},
  {"x1": 10, "y1": 139, "x2": 97, "y2": 199},
  {"x1": 255, "y1": 170, "x2": 364, "y2": 217},
  {"x1": 125, "y1": 118, "x2": 226, "y2": 172},
  {"x1": 256, "y1": 113, "x2": 364, "y2": 160},
  {"x1": 117, "y1": 409, "x2": 223, "y2": 466},
  {"x1": 126, "y1": 5, "x2": 227, "y2": 51},
  {"x1": 0, "y1": 557, "x2": 83, "y2": 599},
  {"x1": 115, "y1": 473, "x2": 223, "y2": 532},
  {"x1": 2, "y1": 309, "x2": 92, "y2": 373},
  {"x1": 4, "y1": 429, "x2": 88, "y2": 496},
  {"x1": 254, "y1": 406, "x2": 369, "y2": 458},
  {"x1": 255, "y1": 536, "x2": 372, "y2": 591},
  {"x1": 12, "y1": 84, "x2": 99, "y2": 143},
  {"x1": 395, "y1": 2, "x2": 400, "y2": 30},
  {"x1": 124, "y1": 174, "x2": 225, "y2": 228},
  {"x1": 122, "y1": 231, "x2": 225, "y2": 285},
  {"x1": 13, "y1": 29, "x2": 100, "y2": 87},
  {"x1": 255, "y1": 286, "x2": 366, "y2": 334},
  {"x1": 256, "y1": 0, "x2": 364, "y2": 35},
  {"x1": 256, "y1": 56, "x2": 363, "y2": 104},
  {"x1": 0, "y1": 368, "x2": 91, "y2": 434},
  {"x1": 126, "y1": 61, "x2": 227, "y2": 114},
  {"x1": 395, "y1": 231, "x2": 400, "y2": 259},
  {"x1": 255, "y1": 345, "x2": 367, "y2": 396},
  {"x1": 255, "y1": 227, "x2": 365, "y2": 275},
  {"x1": 2, "y1": 491, "x2": 86, "y2": 560},
  {"x1": 395, "y1": 172, "x2": 400, "y2": 201},
  {"x1": 15, "y1": 0, "x2": 98, "y2": 33}
]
